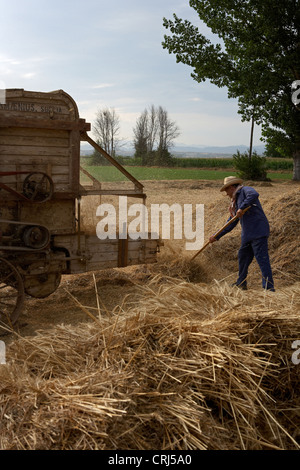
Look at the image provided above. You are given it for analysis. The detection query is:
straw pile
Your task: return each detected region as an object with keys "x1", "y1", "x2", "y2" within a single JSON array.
[
  {"x1": 197, "y1": 187, "x2": 300, "y2": 286},
  {"x1": 266, "y1": 188, "x2": 300, "y2": 280},
  {"x1": 0, "y1": 183, "x2": 299, "y2": 450},
  {"x1": 1, "y1": 276, "x2": 299, "y2": 450}
]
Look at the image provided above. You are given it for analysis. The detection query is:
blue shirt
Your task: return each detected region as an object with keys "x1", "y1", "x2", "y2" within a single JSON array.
[{"x1": 216, "y1": 186, "x2": 270, "y2": 244}]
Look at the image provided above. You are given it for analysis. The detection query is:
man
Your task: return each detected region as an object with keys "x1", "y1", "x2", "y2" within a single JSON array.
[{"x1": 209, "y1": 176, "x2": 275, "y2": 291}]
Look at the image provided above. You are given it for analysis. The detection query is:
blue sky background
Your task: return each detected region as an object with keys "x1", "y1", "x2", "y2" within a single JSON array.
[{"x1": 1, "y1": 0, "x2": 262, "y2": 148}]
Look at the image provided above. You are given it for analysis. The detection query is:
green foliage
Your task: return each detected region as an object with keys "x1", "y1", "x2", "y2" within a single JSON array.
[
  {"x1": 233, "y1": 151, "x2": 269, "y2": 181},
  {"x1": 80, "y1": 164, "x2": 292, "y2": 184},
  {"x1": 82, "y1": 154, "x2": 293, "y2": 171},
  {"x1": 86, "y1": 152, "x2": 133, "y2": 167},
  {"x1": 266, "y1": 159, "x2": 293, "y2": 170},
  {"x1": 89, "y1": 149, "x2": 110, "y2": 166},
  {"x1": 133, "y1": 149, "x2": 175, "y2": 167},
  {"x1": 172, "y1": 157, "x2": 233, "y2": 168},
  {"x1": 264, "y1": 146, "x2": 286, "y2": 159},
  {"x1": 262, "y1": 127, "x2": 295, "y2": 159},
  {"x1": 173, "y1": 156, "x2": 293, "y2": 170},
  {"x1": 162, "y1": 0, "x2": 300, "y2": 179}
]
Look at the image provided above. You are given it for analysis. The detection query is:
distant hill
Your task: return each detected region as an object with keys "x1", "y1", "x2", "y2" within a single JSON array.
[
  {"x1": 172, "y1": 144, "x2": 265, "y2": 157},
  {"x1": 80, "y1": 143, "x2": 265, "y2": 158}
]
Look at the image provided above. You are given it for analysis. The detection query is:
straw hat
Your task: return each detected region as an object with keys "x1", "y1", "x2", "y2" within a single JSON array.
[{"x1": 220, "y1": 176, "x2": 243, "y2": 192}]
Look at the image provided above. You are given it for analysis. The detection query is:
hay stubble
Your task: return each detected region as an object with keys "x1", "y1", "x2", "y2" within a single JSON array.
[{"x1": 0, "y1": 180, "x2": 299, "y2": 450}]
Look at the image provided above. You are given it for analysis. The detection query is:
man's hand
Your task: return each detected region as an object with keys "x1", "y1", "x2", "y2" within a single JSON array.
[
  {"x1": 209, "y1": 235, "x2": 217, "y2": 243},
  {"x1": 236, "y1": 209, "x2": 244, "y2": 218}
]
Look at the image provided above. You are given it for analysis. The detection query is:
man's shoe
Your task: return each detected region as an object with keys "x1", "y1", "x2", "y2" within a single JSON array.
[{"x1": 231, "y1": 282, "x2": 247, "y2": 290}]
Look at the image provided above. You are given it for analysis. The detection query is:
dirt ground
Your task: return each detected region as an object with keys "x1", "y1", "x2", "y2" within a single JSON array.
[{"x1": 5, "y1": 178, "x2": 300, "y2": 341}]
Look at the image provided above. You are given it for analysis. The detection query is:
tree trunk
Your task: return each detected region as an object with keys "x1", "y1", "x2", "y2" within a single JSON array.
[
  {"x1": 292, "y1": 149, "x2": 300, "y2": 180},
  {"x1": 249, "y1": 114, "x2": 254, "y2": 160}
]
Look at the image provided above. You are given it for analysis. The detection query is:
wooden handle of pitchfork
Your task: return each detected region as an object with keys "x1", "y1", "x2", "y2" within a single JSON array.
[{"x1": 190, "y1": 206, "x2": 251, "y2": 261}]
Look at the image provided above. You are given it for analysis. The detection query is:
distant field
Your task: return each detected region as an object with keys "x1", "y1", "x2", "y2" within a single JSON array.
[
  {"x1": 171, "y1": 156, "x2": 293, "y2": 171},
  {"x1": 80, "y1": 164, "x2": 293, "y2": 182}
]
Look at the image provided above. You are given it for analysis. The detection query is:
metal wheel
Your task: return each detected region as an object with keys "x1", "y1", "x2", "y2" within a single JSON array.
[
  {"x1": 22, "y1": 225, "x2": 50, "y2": 249},
  {"x1": 0, "y1": 258, "x2": 25, "y2": 328},
  {"x1": 22, "y1": 172, "x2": 54, "y2": 202}
]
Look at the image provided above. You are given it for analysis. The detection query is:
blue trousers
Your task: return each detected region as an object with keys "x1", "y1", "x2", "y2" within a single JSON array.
[{"x1": 236, "y1": 237, "x2": 275, "y2": 291}]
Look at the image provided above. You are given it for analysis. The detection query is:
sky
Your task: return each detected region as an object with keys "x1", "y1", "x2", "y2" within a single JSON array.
[{"x1": 1, "y1": 0, "x2": 262, "y2": 149}]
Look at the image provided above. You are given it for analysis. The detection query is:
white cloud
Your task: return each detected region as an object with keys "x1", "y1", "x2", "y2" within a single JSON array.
[
  {"x1": 92, "y1": 83, "x2": 115, "y2": 89},
  {"x1": 1, "y1": 1, "x2": 256, "y2": 147},
  {"x1": 22, "y1": 72, "x2": 36, "y2": 79},
  {"x1": 189, "y1": 97, "x2": 203, "y2": 102}
]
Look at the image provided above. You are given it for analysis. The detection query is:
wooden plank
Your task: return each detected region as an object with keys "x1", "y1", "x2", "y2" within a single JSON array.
[
  {"x1": 0, "y1": 116, "x2": 90, "y2": 131},
  {"x1": 0, "y1": 101, "x2": 71, "y2": 117},
  {"x1": 0, "y1": 89, "x2": 80, "y2": 122},
  {"x1": 69, "y1": 128, "x2": 80, "y2": 195},
  {"x1": 0, "y1": 135, "x2": 70, "y2": 147},
  {"x1": 0, "y1": 127, "x2": 69, "y2": 138},
  {"x1": 85, "y1": 249, "x2": 156, "y2": 263},
  {"x1": 0, "y1": 145, "x2": 70, "y2": 157},
  {"x1": 20, "y1": 200, "x2": 76, "y2": 234},
  {"x1": 0, "y1": 156, "x2": 70, "y2": 166},
  {"x1": 52, "y1": 232, "x2": 158, "y2": 273},
  {"x1": 79, "y1": 188, "x2": 145, "y2": 197},
  {"x1": 0, "y1": 164, "x2": 70, "y2": 175},
  {"x1": 86, "y1": 236, "x2": 158, "y2": 249},
  {"x1": 85, "y1": 255, "x2": 157, "y2": 272},
  {"x1": 118, "y1": 238, "x2": 128, "y2": 267}
]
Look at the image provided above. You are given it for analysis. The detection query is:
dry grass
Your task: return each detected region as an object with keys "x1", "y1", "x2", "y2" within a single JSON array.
[
  {"x1": 0, "y1": 180, "x2": 299, "y2": 450},
  {"x1": 0, "y1": 276, "x2": 299, "y2": 450}
]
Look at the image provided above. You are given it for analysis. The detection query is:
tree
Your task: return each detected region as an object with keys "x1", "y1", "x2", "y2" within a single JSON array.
[
  {"x1": 162, "y1": 0, "x2": 300, "y2": 180},
  {"x1": 133, "y1": 106, "x2": 158, "y2": 164},
  {"x1": 233, "y1": 150, "x2": 269, "y2": 181},
  {"x1": 133, "y1": 105, "x2": 180, "y2": 166},
  {"x1": 147, "y1": 105, "x2": 159, "y2": 153},
  {"x1": 93, "y1": 107, "x2": 121, "y2": 158},
  {"x1": 157, "y1": 106, "x2": 180, "y2": 151},
  {"x1": 133, "y1": 109, "x2": 148, "y2": 163},
  {"x1": 156, "y1": 106, "x2": 180, "y2": 165}
]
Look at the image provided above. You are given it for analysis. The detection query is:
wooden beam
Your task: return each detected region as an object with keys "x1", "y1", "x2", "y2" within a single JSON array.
[
  {"x1": 79, "y1": 187, "x2": 145, "y2": 197},
  {"x1": 0, "y1": 116, "x2": 91, "y2": 132},
  {"x1": 80, "y1": 132, "x2": 144, "y2": 192}
]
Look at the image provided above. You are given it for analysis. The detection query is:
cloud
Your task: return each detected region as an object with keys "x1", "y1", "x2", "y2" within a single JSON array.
[
  {"x1": 1, "y1": 1, "x2": 257, "y2": 147},
  {"x1": 92, "y1": 83, "x2": 115, "y2": 89},
  {"x1": 22, "y1": 72, "x2": 37, "y2": 79},
  {"x1": 0, "y1": 54, "x2": 45, "y2": 82},
  {"x1": 189, "y1": 97, "x2": 203, "y2": 102}
]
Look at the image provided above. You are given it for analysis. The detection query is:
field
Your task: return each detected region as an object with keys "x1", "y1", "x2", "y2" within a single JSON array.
[
  {"x1": 0, "y1": 177, "x2": 299, "y2": 451},
  {"x1": 81, "y1": 164, "x2": 293, "y2": 182}
]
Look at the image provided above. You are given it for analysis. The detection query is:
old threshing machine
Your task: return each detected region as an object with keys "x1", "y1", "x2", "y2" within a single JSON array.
[{"x1": 0, "y1": 89, "x2": 160, "y2": 327}]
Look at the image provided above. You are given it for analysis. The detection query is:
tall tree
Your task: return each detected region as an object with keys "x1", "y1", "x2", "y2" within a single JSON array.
[
  {"x1": 162, "y1": 0, "x2": 300, "y2": 180},
  {"x1": 157, "y1": 106, "x2": 180, "y2": 151},
  {"x1": 133, "y1": 109, "x2": 149, "y2": 164},
  {"x1": 94, "y1": 107, "x2": 120, "y2": 157},
  {"x1": 133, "y1": 105, "x2": 180, "y2": 165},
  {"x1": 147, "y1": 105, "x2": 159, "y2": 153}
]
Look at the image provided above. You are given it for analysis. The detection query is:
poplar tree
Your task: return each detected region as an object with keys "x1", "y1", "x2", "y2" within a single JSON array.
[{"x1": 162, "y1": 0, "x2": 300, "y2": 180}]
